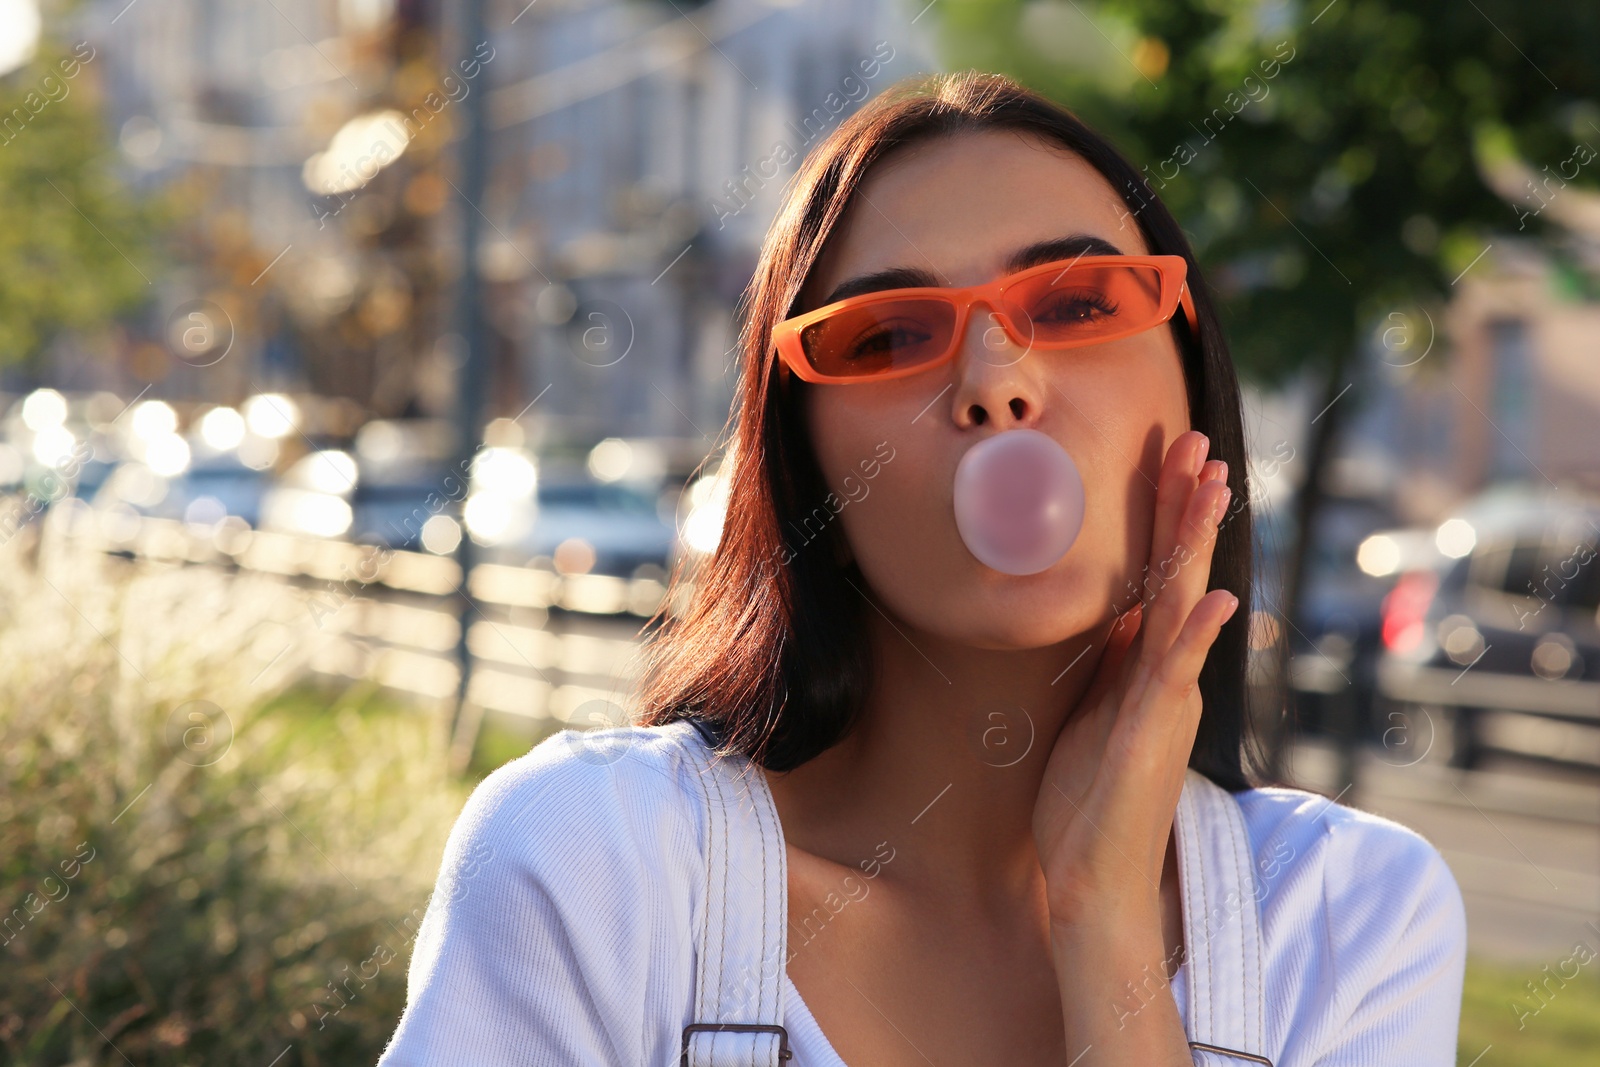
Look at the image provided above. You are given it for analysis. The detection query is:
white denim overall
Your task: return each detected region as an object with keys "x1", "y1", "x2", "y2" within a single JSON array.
[{"x1": 676, "y1": 723, "x2": 1274, "y2": 1067}]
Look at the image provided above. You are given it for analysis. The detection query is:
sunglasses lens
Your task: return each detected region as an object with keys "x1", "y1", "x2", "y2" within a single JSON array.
[
  {"x1": 799, "y1": 298, "x2": 958, "y2": 379},
  {"x1": 1007, "y1": 263, "x2": 1167, "y2": 346}
]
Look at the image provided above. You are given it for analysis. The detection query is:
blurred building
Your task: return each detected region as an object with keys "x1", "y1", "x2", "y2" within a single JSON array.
[
  {"x1": 481, "y1": 0, "x2": 923, "y2": 447},
  {"x1": 1445, "y1": 240, "x2": 1600, "y2": 497},
  {"x1": 79, "y1": 0, "x2": 935, "y2": 449},
  {"x1": 1289, "y1": 237, "x2": 1600, "y2": 525}
]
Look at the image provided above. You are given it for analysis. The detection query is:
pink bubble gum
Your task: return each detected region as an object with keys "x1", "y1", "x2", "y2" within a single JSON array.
[{"x1": 952, "y1": 428, "x2": 1086, "y2": 576}]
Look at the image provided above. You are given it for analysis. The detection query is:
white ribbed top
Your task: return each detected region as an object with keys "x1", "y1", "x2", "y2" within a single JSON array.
[{"x1": 377, "y1": 722, "x2": 1466, "y2": 1065}]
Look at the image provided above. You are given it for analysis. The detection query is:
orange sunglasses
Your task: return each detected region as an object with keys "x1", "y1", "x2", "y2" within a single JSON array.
[{"x1": 773, "y1": 254, "x2": 1198, "y2": 385}]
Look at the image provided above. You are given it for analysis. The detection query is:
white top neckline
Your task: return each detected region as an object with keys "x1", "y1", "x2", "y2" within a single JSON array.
[{"x1": 781, "y1": 972, "x2": 844, "y2": 1066}]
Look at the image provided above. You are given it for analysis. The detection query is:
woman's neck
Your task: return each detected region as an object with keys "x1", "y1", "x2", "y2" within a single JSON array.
[{"x1": 762, "y1": 605, "x2": 1107, "y2": 915}]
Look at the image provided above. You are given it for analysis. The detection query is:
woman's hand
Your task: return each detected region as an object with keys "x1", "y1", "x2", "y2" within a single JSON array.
[
  {"x1": 1032, "y1": 429, "x2": 1236, "y2": 1063},
  {"x1": 1033, "y1": 428, "x2": 1236, "y2": 924}
]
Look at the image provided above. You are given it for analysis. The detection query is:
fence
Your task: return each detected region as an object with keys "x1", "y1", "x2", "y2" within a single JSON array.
[{"x1": 33, "y1": 501, "x2": 681, "y2": 728}]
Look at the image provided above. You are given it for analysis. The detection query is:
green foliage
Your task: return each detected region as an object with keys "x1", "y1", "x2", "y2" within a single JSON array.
[
  {"x1": 929, "y1": 0, "x2": 1600, "y2": 383},
  {"x1": 0, "y1": 554, "x2": 469, "y2": 1066},
  {"x1": 0, "y1": 43, "x2": 166, "y2": 364}
]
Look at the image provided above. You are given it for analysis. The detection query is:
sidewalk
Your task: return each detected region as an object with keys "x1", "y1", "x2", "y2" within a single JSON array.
[{"x1": 1283, "y1": 739, "x2": 1600, "y2": 964}]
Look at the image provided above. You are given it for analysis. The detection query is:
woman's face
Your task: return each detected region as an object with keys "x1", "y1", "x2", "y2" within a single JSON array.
[{"x1": 798, "y1": 128, "x2": 1193, "y2": 650}]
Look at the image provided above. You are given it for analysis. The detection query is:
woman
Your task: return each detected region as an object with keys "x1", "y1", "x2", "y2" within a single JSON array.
[{"x1": 379, "y1": 71, "x2": 1466, "y2": 1066}]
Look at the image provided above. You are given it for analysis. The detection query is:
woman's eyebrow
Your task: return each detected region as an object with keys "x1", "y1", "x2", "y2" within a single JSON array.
[
  {"x1": 1005, "y1": 233, "x2": 1126, "y2": 273},
  {"x1": 816, "y1": 232, "x2": 1126, "y2": 307},
  {"x1": 817, "y1": 266, "x2": 940, "y2": 308}
]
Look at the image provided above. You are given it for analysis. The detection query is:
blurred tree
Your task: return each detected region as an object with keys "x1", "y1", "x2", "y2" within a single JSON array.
[
  {"x1": 929, "y1": 0, "x2": 1600, "y2": 773},
  {"x1": 0, "y1": 44, "x2": 164, "y2": 366}
]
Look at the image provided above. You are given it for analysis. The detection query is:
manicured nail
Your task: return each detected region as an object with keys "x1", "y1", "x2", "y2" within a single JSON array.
[
  {"x1": 1192, "y1": 434, "x2": 1210, "y2": 476},
  {"x1": 1211, "y1": 592, "x2": 1238, "y2": 624},
  {"x1": 1211, "y1": 483, "x2": 1232, "y2": 522}
]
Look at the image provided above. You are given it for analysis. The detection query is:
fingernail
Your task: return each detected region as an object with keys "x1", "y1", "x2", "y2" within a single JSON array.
[
  {"x1": 1222, "y1": 592, "x2": 1240, "y2": 619},
  {"x1": 1192, "y1": 434, "x2": 1210, "y2": 475},
  {"x1": 1211, "y1": 484, "x2": 1232, "y2": 522},
  {"x1": 1215, "y1": 460, "x2": 1228, "y2": 484}
]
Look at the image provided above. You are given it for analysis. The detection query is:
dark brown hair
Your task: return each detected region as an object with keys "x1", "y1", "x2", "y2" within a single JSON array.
[{"x1": 637, "y1": 70, "x2": 1269, "y2": 791}]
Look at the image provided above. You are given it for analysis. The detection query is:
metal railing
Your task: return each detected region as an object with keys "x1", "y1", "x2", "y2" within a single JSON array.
[{"x1": 41, "y1": 507, "x2": 684, "y2": 726}]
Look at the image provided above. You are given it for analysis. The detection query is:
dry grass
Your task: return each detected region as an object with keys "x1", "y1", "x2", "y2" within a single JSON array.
[{"x1": 0, "y1": 543, "x2": 470, "y2": 1066}]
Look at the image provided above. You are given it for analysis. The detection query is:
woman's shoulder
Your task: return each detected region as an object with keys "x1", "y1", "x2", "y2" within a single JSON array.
[
  {"x1": 1229, "y1": 780, "x2": 1461, "y2": 904},
  {"x1": 378, "y1": 720, "x2": 717, "y2": 1065},
  {"x1": 1224, "y1": 779, "x2": 1467, "y2": 1055},
  {"x1": 449, "y1": 719, "x2": 712, "y2": 880}
]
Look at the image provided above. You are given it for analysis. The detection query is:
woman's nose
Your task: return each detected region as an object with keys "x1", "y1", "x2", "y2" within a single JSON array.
[{"x1": 947, "y1": 303, "x2": 1044, "y2": 429}]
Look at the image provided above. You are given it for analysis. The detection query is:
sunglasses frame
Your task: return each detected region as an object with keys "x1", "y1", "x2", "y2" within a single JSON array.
[{"x1": 772, "y1": 253, "x2": 1199, "y2": 385}]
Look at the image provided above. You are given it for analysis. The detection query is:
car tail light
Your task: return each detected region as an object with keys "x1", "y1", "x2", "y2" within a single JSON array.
[{"x1": 1381, "y1": 569, "x2": 1440, "y2": 653}]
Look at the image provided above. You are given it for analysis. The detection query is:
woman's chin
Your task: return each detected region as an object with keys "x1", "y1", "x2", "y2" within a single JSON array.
[{"x1": 916, "y1": 564, "x2": 1111, "y2": 650}]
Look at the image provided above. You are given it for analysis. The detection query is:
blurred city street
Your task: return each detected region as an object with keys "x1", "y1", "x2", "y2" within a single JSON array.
[{"x1": 3, "y1": 0, "x2": 1600, "y2": 1061}]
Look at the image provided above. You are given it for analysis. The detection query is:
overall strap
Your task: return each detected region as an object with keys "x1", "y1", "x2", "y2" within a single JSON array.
[
  {"x1": 678, "y1": 721, "x2": 792, "y2": 1067},
  {"x1": 1174, "y1": 769, "x2": 1273, "y2": 1066}
]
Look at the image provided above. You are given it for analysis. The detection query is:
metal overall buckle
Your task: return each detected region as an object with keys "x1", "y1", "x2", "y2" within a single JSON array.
[
  {"x1": 680, "y1": 1022, "x2": 792, "y2": 1065},
  {"x1": 1188, "y1": 1040, "x2": 1274, "y2": 1065}
]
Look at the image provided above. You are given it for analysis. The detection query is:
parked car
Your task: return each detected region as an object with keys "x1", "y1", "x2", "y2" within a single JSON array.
[
  {"x1": 67, "y1": 455, "x2": 118, "y2": 504},
  {"x1": 1253, "y1": 492, "x2": 1404, "y2": 742},
  {"x1": 94, "y1": 453, "x2": 272, "y2": 529},
  {"x1": 1375, "y1": 487, "x2": 1600, "y2": 769},
  {"x1": 259, "y1": 449, "x2": 357, "y2": 540},
  {"x1": 350, "y1": 463, "x2": 461, "y2": 553},
  {"x1": 173, "y1": 454, "x2": 272, "y2": 528},
  {"x1": 505, "y1": 468, "x2": 678, "y2": 579}
]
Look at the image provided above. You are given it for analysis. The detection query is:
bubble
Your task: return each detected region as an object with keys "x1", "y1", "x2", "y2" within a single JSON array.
[{"x1": 952, "y1": 429, "x2": 1086, "y2": 575}]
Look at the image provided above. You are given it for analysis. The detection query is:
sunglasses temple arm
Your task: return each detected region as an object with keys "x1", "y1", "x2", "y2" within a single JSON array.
[{"x1": 1180, "y1": 282, "x2": 1199, "y2": 335}]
